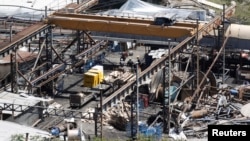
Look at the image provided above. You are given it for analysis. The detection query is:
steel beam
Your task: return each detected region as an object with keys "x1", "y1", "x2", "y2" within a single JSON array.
[{"x1": 47, "y1": 14, "x2": 198, "y2": 38}]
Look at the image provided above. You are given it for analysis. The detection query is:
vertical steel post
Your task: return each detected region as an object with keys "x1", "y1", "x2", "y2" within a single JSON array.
[
  {"x1": 130, "y1": 91, "x2": 134, "y2": 140},
  {"x1": 9, "y1": 23, "x2": 12, "y2": 42},
  {"x1": 136, "y1": 62, "x2": 139, "y2": 139},
  {"x1": 222, "y1": 4, "x2": 226, "y2": 84},
  {"x1": 167, "y1": 39, "x2": 171, "y2": 132},
  {"x1": 25, "y1": 133, "x2": 29, "y2": 141},
  {"x1": 0, "y1": 109, "x2": 2, "y2": 120},
  {"x1": 196, "y1": 19, "x2": 199, "y2": 90},
  {"x1": 196, "y1": 19, "x2": 199, "y2": 44},
  {"x1": 163, "y1": 65, "x2": 166, "y2": 133},
  {"x1": 94, "y1": 107, "x2": 98, "y2": 137},
  {"x1": 100, "y1": 89, "x2": 103, "y2": 140},
  {"x1": 10, "y1": 53, "x2": 14, "y2": 93},
  {"x1": 46, "y1": 32, "x2": 49, "y2": 71},
  {"x1": 77, "y1": 30, "x2": 81, "y2": 72}
]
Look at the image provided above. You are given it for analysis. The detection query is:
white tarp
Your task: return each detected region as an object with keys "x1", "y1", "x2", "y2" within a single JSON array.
[
  {"x1": 0, "y1": 0, "x2": 77, "y2": 21},
  {"x1": 100, "y1": 0, "x2": 206, "y2": 21},
  {"x1": 0, "y1": 120, "x2": 50, "y2": 141}
]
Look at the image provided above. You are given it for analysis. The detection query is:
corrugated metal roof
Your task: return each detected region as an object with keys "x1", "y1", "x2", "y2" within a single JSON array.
[
  {"x1": 0, "y1": 91, "x2": 39, "y2": 117},
  {"x1": 1, "y1": 50, "x2": 37, "y2": 63}
]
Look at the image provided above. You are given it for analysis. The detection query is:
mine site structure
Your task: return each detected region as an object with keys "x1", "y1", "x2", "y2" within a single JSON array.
[
  {"x1": 45, "y1": 2, "x2": 236, "y2": 138},
  {"x1": 0, "y1": 0, "x2": 100, "y2": 93},
  {"x1": 0, "y1": 1, "x2": 236, "y2": 98},
  {"x1": 0, "y1": 0, "x2": 241, "y2": 140}
]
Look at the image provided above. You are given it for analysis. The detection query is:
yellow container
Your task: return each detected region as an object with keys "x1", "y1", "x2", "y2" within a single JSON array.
[
  {"x1": 88, "y1": 69, "x2": 103, "y2": 83},
  {"x1": 83, "y1": 72, "x2": 99, "y2": 88}
]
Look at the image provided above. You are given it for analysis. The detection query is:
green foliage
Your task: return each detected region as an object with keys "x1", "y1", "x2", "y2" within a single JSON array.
[
  {"x1": 11, "y1": 134, "x2": 25, "y2": 141},
  {"x1": 209, "y1": 0, "x2": 250, "y2": 24},
  {"x1": 92, "y1": 135, "x2": 170, "y2": 141},
  {"x1": 93, "y1": 137, "x2": 122, "y2": 141},
  {"x1": 10, "y1": 133, "x2": 56, "y2": 141}
]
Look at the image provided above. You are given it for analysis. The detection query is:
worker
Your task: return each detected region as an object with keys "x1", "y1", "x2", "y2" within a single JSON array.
[
  {"x1": 120, "y1": 58, "x2": 125, "y2": 67},
  {"x1": 121, "y1": 52, "x2": 127, "y2": 62},
  {"x1": 236, "y1": 64, "x2": 240, "y2": 84},
  {"x1": 127, "y1": 58, "x2": 134, "y2": 67},
  {"x1": 127, "y1": 58, "x2": 134, "y2": 72},
  {"x1": 137, "y1": 56, "x2": 141, "y2": 66}
]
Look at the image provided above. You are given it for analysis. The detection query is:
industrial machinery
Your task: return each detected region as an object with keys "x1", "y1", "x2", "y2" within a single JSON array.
[
  {"x1": 70, "y1": 92, "x2": 97, "y2": 108},
  {"x1": 70, "y1": 92, "x2": 86, "y2": 108},
  {"x1": 50, "y1": 118, "x2": 87, "y2": 141},
  {"x1": 154, "y1": 13, "x2": 177, "y2": 26},
  {"x1": 0, "y1": 1, "x2": 238, "y2": 140},
  {"x1": 83, "y1": 65, "x2": 104, "y2": 88},
  {"x1": 83, "y1": 72, "x2": 99, "y2": 88}
]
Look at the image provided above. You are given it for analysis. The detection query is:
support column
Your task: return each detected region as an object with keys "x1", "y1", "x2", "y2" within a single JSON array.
[
  {"x1": 167, "y1": 39, "x2": 171, "y2": 133},
  {"x1": 222, "y1": 4, "x2": 226, "y2": 84},
  {"x1": 77, "y1": 30, "x2": 81, "y2": 72},
  {"x1": 11, "y1": 53, "x2": 14, "y2": 93}
]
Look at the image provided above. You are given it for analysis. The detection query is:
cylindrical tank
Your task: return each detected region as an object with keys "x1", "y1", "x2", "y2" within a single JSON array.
[
  {"x1": 68, "y1": 129, "x2": 81, "y2": 140},
  {"x1": 50, "y1": 122, "x2": 76, "y2": 136}
]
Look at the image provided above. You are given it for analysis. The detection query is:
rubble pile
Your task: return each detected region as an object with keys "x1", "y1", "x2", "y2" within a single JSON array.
[
  {"x1": 169, "y1": 86, "x2": 250, "y2": 139},
  {"x1": 81, "y1": 100, "x2": 132, "y2": 131},
  {"x1": 103, "y1": 100, "x2": 131, "y2": 131},
  {"x1": 80, "y1": 81, "x2": 250, "y2": 140}
]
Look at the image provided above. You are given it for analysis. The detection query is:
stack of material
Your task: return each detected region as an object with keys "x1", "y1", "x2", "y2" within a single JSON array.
[
  {"x1": 148, "y1": 49, "x2": 167, "y2": 59},
  {"x1": 104, "y1": 70, "x2": 134, "y2": 84},
  {"x1": 119, "y1": 71, "x2": 134, "y2": 83},
  {"x1": 80, "y1": 100, "x2": 132, "y2": 131},
  {"x1": 103, "y1": 101, "x2": 131, "y2": 131},
  {"x1": 103, "y1": 71, "x2": 123, "y2": 83}
]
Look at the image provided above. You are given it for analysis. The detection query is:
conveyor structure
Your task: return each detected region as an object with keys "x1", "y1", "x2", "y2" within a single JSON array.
[
  {"x1": 47, "y1": 13, "x2": 199, "y2": 39},
  {"x1": 47, "y1": 2, "x2": 235, "y2": 39},
  {"x1": 0, "y1": 1, "x2": 237, "y2": 139},
  {"x1": 0, "y1": 1, "x2": 236, "y2": 108},
  {"x1": 0, "y1": 0, "x2": 99, "y2": 91},
  {"x1": 45, "y1": 2, "x2": 236, "y2": 110},
  {"x1": 100, "y1": 3, "x2": 235, "y2": 109}
]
